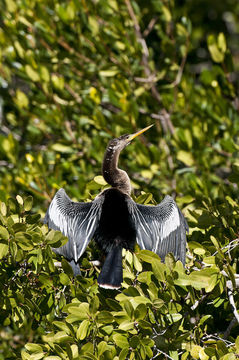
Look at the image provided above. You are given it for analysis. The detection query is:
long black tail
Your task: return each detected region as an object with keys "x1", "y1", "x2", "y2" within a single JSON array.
[{"x1": 97, "y1": 245, "x2": 122, "y2": 289}]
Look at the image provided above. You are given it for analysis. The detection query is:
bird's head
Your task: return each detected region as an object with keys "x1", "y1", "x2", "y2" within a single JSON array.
[{"x1": 109, "y1": 124, "x2": 154, "y2": 152}]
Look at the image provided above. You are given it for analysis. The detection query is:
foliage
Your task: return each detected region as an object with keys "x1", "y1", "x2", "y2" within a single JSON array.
[
  {"x1": 1, "y1": 193, "x2": 239, "y2": 359},
  {"x1": 0, "y1": 0, "x2": 239, "y2": 359}
]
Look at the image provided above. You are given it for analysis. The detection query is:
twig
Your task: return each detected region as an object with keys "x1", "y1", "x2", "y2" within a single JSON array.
[
  {"x1": 1, "y1": 125, "x2": 21, "y2": 140},
  {"x1": 213, "y1": 238, "x2": 239, "y2": 256},
  {"x1": 202, "y1": 334, "x2": 234, "y2": 346},
  {"x1": 223, "y1": 318, "x2": 237, "y2": 339},
  {"x1": 57, "y1": 37, "x2": 92, "y2": 64},
  {"x1": 134, "y1": 75, "x2": 158, "y2": 83},
  {"x1": 64, "y1": 83, "x2": 82, "y2": 104},
  {"x1": 101, "y1": 102, "x2": 121, "y2": 114},
  {"x1": 143, "y1": 16, "x2": 159, "y2": 38},
  {"x1": 191, "y1": 294, "x2": 208, "y2": 311},
  {"x1": 171, "y1": 38, "x2": 189, "y2": 87},
  {"x1": 226, "y1": 278, "x2": 239, "y2": 291},
  {"x1": 227, "y1": 288, "x2": 239, "y2": 324},
  {"x1": 0, "y1": 161, "x2": 14, "y2": 168},
  {"x1": 65, "y1": 120, "x2": 77, "y2": 144},
  {"x1": 124, "y1": 0, "x2": 174, "y2": 134},
  {"x1": 152, "y1": 348, "x2": 175, "y2": 360}
]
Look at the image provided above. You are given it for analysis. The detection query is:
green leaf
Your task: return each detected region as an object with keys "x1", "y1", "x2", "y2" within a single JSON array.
[
  {"x1": 0, "y1": 201, "x2": 7, "y2": 216},
  {"x1": 138, "y1": 250, "x2": 160, "y2": 263},
  {"x1": 129, "y1": 335, "x2": 140, "y2": 348},
  {"x1": 0, "y1": 241, "x2": 9, "y2": 259},
  {"x1": 207, "y1": 34, "x2": 225, "y2": 63},
  {"x1": 15, "y1": 232, "x2": 34, "y2": 250},
  {"x1": 123, "y1": 300, "x2": 134, "y2": 318},
  {"x1": 96, "y1": 311, "x2": 114, "y2": 324},
  {"x1": 161, "y1": 5, "x2": 171, "y2": 21},
  {"x1": 53, "y1": 331, "x2": 72, "y2": 344},
  {"x1": 106, "y1": 299, "x2": 122, "y2": 311},
  {"x1": 24, "y1": 196, "x2": 33, "y2": 211},
  {"x1": 53, "y1": 321, "x2": 71, "y2": 334},
  {"x1": 25, "y1": 65, "x2": 40, "y2": 82},
  {"x1": 113, "y1": 334, "x2": 129, "y2": 349},
  {"x1": 89, "y1": 296, "x2": 99, "y2": 315},
  {"x1": 130, "y1": 296, "x2": 152, "y2": 308},
  {"x1": 7, "y1": 197, "x2": 18, "y2": 212},
  {"x1": 133, "y1": 253, "x2": 142, "y2": 272},
  {"x1": 76, "y1": 319, "x2": 90, "y2": 340},
  {"x1": 177, "y1": 150, "x2": 194, "y2": 166},
  {"x1": 24, "y1": 343, "x2": 43, "y2": 352},
  {"x1": 97, "y1": 341, "x2": 108, "y2": 356},
  {"x1": 59, "y1": 273, "x2": 70, "y2": 286},
  {"x1": 134, "y1": 303, "x2": 147, "y2": 320},
  {"x1": 5, "y1": 0, "x2": 17, "y2": 12},
  {"x1": 218, "y1": 32, "x2": 227, "y2": 53},
  {"x1": 46, "y1": 230, "x2": 68, "y2": 247},
  {"x1": 51, "y1": 74, "x2": 64, "y2": 90},
  {"x1": 67, "y1": 302, "x2": 90, "y2": 322},
  {"x1": 51, "y1": 143, "x2": 75, "y2": 153},
  {"x1": 119, "y1": 347, "x2": 129, "y2": 360},
  {"x1": 94, "y1": 175, "x2": 107, "y2": 185},
  {"x1": 118, "y1": 320, "x2": 135, "y2": 331},
  {"x1": 152, "y1": 259, "x2": 166, "y2": 281},
  {"x1": 16, "y1": 195, "x2": 24, "y2": 205},
  {"x1": 61, "y1": 258, "x2": 74, "y2": 277},
  {"x1": 152, "y1": 299, "x2": 164, "y2": 309},
  {"x1": 0, "y1": 225, "x2": 9, "y2": 240},
  {"x1": 26, "y1": 214, "x2": 41, "y2": 224},
  {"x1": 99, "y1": 69, "x2": 118, "y2": 77},
  {"x1": 220, "y1": 355, "x2": 236, "y2": 360},
  {"x1": 15, "y1": 90, "x2": 29, "y2": 109},
  {"x1": 137, "y1": 271, "x2": 152, "y2": 284},
  {"x1": 165, "y1": 313, "x2": 182, "y2": 322}
]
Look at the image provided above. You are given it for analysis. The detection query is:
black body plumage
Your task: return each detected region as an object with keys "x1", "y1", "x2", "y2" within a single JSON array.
[
  {"x1": 44, "y1": 125, "x2": 188, "y2": 289},
  {"x1": 94, "y1": 188, "x2": 136, "y2": 287},
  {"x1": 94, "y1": 188, "x2": 136, "y2": 252}
]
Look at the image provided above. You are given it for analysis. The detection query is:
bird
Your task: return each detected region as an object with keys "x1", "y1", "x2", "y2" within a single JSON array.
[{"x1": 44, "y1": 125, "x2": 188, "y2": 289}]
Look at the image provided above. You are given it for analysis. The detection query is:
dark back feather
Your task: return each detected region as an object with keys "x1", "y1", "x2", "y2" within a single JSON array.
[{"x1": 94, "y1": 188, "x2": 136, "y2": 252}]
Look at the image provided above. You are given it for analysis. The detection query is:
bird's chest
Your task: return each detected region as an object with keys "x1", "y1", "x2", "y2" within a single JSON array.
[{"x1": 94, "y1": 189, "x2": 136, "y2": 251}]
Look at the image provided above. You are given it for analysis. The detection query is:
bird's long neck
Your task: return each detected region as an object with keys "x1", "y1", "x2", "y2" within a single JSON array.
[{"x1": 102, "y1": 144, "x2": 131, "y2": 195}]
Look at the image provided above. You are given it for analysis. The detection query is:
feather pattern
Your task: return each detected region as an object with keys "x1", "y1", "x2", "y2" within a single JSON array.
[
  {"x1": 44, "y1": 188, "x2": 103, "y2": 263},
  {"x1": 126, "y1": 195, "x2": 188, "y2": 264},
  {"x1": 44, "y1": 127, "x2": 188, "y2": 287}
]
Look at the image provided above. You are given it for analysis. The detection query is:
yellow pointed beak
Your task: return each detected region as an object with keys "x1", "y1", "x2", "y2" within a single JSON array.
[{"x1": 128, "y1": 124, "x2": 154, "y2": 141}]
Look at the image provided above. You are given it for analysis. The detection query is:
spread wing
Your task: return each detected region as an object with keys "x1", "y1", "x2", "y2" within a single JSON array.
[
  {"x1": 127, "y1": 195, "x2": 188, "y2": 264},
  {"x1": 44, "y1": 188, "x2": 103, "y2": 263}
]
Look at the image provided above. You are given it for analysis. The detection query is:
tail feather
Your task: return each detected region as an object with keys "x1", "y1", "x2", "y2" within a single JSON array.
[
  {"x1": 69, "y1": 259, "x2": 81, "y2": 276},
  {"x1": 97, "y1": 245, "x2": 122, "y2": 289}
]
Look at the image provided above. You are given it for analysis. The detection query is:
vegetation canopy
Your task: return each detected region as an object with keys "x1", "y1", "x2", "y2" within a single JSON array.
[{"x1": 0, "y1": 0, "x2": 239, "y2": 359}]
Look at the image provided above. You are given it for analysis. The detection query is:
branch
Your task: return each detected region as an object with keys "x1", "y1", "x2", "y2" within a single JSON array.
[
  {"x1": 152, "y1": 348, "x2": 175, "y2": 360},
  {"x1": 65, "y1": 120, "x2": 77, "y2": 144},
  {"x1": 134, "y1": 74, "x2": 158, "y2": 83},
  {"x1": 202, "y1": 334, "x2": 234, "y2": 346},
  {"x1": 170, "y1": 38, "x2": 189, "y2": 87},
  {"x1": 213, "y1": 238, "x2": 239, "y2": 256},
  {"x1": 191, "y1": 294, "x2": 208, "y2": 311},
  {"x1": 143, "y1": 16, "x2": 159, "y2": 38},
  {"x1": 124, "y1": 0, "x2": 174, "y2": 134},
  {"x1": 227, "y1": 288, "x2": 239, "y2": 324},
  {"x1": 221, "y1": 269, "x2": 239, "y2": 336},
  {"x1": 223, "y1": 318, "x2": 238, "y2": 339},
  {"x1": 64, "y1": 83, "x2": 82, "y2": 104}
]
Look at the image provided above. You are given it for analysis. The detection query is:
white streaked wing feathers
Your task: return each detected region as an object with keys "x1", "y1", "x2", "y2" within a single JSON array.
[
  {"x1": 44, "y1": 188, "x2": 102, "y2": 262},
  {"x1": 127, "y1": 195, "x2": 187, "y2": 264}
]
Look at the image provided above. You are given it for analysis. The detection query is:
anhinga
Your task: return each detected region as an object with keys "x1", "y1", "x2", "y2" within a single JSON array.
[{"x1": 44, "y1": 125, "x2": 188, "y2": 289}]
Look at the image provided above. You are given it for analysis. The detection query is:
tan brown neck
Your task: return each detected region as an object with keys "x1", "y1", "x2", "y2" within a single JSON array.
[{"x1": 102, "y1": 144, "x2": 131, "y2": 195}]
